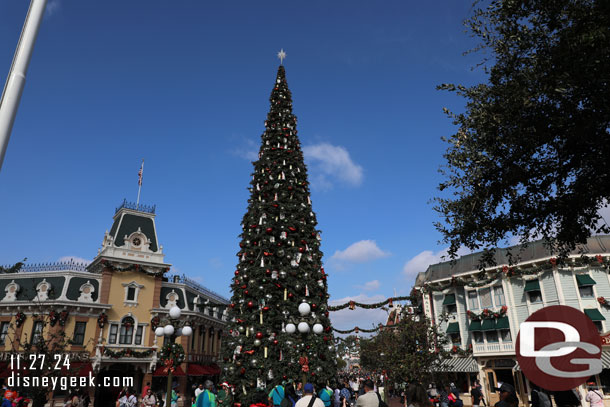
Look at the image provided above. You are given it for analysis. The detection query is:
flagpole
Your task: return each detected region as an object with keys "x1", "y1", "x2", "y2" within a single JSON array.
[
  {"x1": 0, "y1": 0, "x2": 48, "y2": 173},
  {"x1": 136, "y1": 159, "x2": 144, "y2": 210}
]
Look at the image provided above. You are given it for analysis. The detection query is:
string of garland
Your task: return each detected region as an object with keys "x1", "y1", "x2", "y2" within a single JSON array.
[
  {"x1": 598, "y1": 297, "x2": 610, "y2": 308},
  {"x1": 100, "y1": 259, "x2": 169, "y2": 276},
  {"x1": 104, "y1": 348, "x2": 154, "y2": 358},
  {"x1": 421, "y1": 255, "x2": 610, "y2": 293},
  {"x1": 158, "y1": 342, "x2": 185, "y2": 364},
  {"x1": 467, "y1": 306, "x2": 508, "y2": 321},
  {"x1": 450, "y1": 344, "x2": 473, "y2": 356},
  {"x1": 332, "y1": 324, "x2": 398, "y2": 334},
  {"x1": 328, "y1": 296, "x2": 411, "y2": 311}
]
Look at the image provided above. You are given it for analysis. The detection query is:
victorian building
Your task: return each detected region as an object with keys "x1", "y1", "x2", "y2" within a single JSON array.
[
  {"x1": 413, "y1": 235, "x2": 610, "y2": 406},
  {"x1": 0, "y1": 200, "x2": 229, "y2": 406}
]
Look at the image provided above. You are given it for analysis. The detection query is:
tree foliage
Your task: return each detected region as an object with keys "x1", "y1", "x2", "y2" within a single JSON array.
[
  {"x1": 359, "y1": 311, "x2": 449, "y2": 385},
  {"x1": 435, "y1": 0, "x2": 610, "y2": 263}
]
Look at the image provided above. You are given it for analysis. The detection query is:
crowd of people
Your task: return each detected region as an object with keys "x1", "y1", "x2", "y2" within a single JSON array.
[{"x1": 1, "y1": 386, "x2": 30, "y2": 407}]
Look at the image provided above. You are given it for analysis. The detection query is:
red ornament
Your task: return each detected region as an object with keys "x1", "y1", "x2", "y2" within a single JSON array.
[
  {"x1": 299, "y1": 247, "x2": 305, "y2": 253},
  {"x1": 247, "y1": 301, "x2": 254, "y2": 308},
  {"x1": 263, "y1": 306, "x2": 270, "y2": 311},
  {"x1": 244, "y1": 290, "x2": 249, "y2": 295},
  {"x1": 288, "y1": 293, "x2": 294, "y2": 299},
  {"x1": 550, "y1": 257, "x2": 557, "y2": 266},
  {"x1": 266, "y1": 227, "x2": 273, "y2": 234},
  {"x1": 597, "y1": 255, "x2": 604, "y2": 264},
  {"x1": 230, "y1": 303, "x2": 236, "y2": 308},
  {"x1": 323, "y1": 336, "x2": 329, "y2": 342},
  {"x1": 255, "y1": 332, "x2": 263, "y2": 339},
  {"x1": 311, "y1": 303, "x2": 317, "y2": 310},
  {"x1": 240, "y1": 368, "x2": 246, "y2": 375},
  {"x1": 273, "y1": 340, "x2": 279, "y2": 345},
  {"x1": 266, "y1": 269, "x2": 271, "y2": 275}
]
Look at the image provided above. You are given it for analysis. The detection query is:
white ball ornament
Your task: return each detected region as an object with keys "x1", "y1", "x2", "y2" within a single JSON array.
[
  {"x1": 313, "y1": 323, "x2": 324, "y2": 334},
  {"x1": 298, "y1": 303, "x2": 311, "y2": 316},
  {"x1": 297, "y1": 322, "x2": 310, "y2": 333},
  {"x1": 169, "y1": 306, "x2": 182, "y2": 319},
  {"x1": 163, "y1": 325, "x2": 175, "y2": 336},
  {"x1": 182, "y1": 326, "x2": 193, "y2": 337},
  {"x1": 285, "y1": 323, "x2": 296, "y2": 334},
  {"x1": 155, "y1": 327, "x2": 165, "y2": 337}
]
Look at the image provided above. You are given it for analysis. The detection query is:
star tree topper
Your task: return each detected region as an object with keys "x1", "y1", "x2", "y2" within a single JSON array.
[{"x1": 277, "y1": 49, "x2": 286, "y2": 65}]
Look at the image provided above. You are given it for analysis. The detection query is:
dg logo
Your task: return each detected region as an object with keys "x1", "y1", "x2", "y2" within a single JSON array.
[{"x1": 516, "y1": 305, "x2": 602, "y2": 391}]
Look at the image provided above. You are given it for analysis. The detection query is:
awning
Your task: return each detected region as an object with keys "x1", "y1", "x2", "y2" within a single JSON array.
[
  {"x1": 576, "y1": 274, "x2": 597, "y2": 287},
  {"x1": 438, "y1": 357, "x2": 479, "y2": 373},
  {"x1": 469, "y1": 320, "x2": 482, "y2": 331},
  {"x1": 446, "y1": 322, "x2": 460, "y2": 334},
  {"x1": 585, "y1": 308, "x2": 606, "y2": 321},
  {"x1": 602, "y1": 351, "x2": 610, "y2": 368},
  {"x1": 495, "y1": 316, "x2": 510, "y2": 330},
  {"x1": 207, "y1": 364, "x2": 221, "y2": 375},
  {"x1": 187, "y1": 364, "x2": 209, "y2": 376},
  {"x1": 153, "y1": 366, "x2": 186, "y2": 376},
  {"x1": 443, "y1": 294, "x2": 456, "y2": 306},
  {"x1": 481, "y1": 319, "x2": 495, "y2": 331},
  {"x1": 524, "y1": 280, "x2": 540, "y2": 292}
]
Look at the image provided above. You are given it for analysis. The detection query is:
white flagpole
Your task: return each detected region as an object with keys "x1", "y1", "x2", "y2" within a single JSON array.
[
  {"x1": 0, "y1": 0, "x2": 48, "y2": 173},
  {"x1": 136, "y1": 159, "x2": 144, "y2": 210}
]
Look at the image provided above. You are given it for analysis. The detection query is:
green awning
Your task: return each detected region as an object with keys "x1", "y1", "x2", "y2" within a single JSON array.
[
  {"x1": 524, "y1": 280, "x2": 540, "y2": 292},
  {"x1": 446, "y1": 322, "x2": 460, "y2": 333},
  {"x1": 481, "y1": 319, "x2": 496, "y2": 331},
  {"x1": 576, "y1": 274, "x2": 596, "y2": 287},
  {"x1": 443, "y1": 294, "x2": 456, "y2": 305},
  {"x1": 468, "y1": 320, "x2": 482, "y2": 331},
  {"x1": 495, "y1": 316, "x2": 510, "y2": 329},
  {"x1": 584, "y1": 308, "x2": 606, "y2": 321}
]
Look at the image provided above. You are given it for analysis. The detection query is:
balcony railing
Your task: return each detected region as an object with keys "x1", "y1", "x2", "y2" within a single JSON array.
[
  {"x1": 2, "y1": 260, "x2": 90, "y2": 273},
  {"x1": 115, "y1": 199, "x2": 156, "y2": 214},
  {"x1": 171, "y1": 274, "x2": 230, "y2": 304},
  {"x1": 473, "y1": 342, "x2": 514, "y2": 354}
]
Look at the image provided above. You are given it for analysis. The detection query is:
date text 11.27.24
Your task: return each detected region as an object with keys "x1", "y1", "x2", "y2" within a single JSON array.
[{"x1": 10, "y1": 354, "x2": 70, "y2": 370}]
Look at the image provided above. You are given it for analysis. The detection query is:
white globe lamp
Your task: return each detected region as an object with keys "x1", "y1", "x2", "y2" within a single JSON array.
[
  {"x1": 298, "y1": 322, "x2": 310, "y2": 333},
  {"x1": 313, "y1": 323, "x2": 324, "y2": 334},
  {"x1": 285, "y1": 323, "x2": 296, "y2": 334},
  {"x1": 182, "y1": 326, "x2": 193, "y2": 337},
  {"x1": 298, "y1": 302, "x2": 311, "y2": 316},
  {"x1": 155, "y1": 327, "x2": 165, "y2": 337},
  {"x1": 163, "y1": 324, "x2": 175, "y2": 336},
  {"x1": 169, "y1": 306, "x2": 182, "y2": 319}
]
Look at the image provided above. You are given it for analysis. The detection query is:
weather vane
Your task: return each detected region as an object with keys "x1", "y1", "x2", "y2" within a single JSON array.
[{"x1": 277, "y1": 49, "x2": 286, "y2": 65}]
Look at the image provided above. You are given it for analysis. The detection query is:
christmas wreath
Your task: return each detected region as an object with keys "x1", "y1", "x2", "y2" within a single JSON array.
[
  {"x1": 59, "y1": 310, "x2": 69, "y2": 326},
  {"x1": 49, "y1": 310, "x2": 59, "y2": 327},
  {"x1": 97, "y1": 313, "x2": 108, "y2": 328},
  {"x1": 15, "y1": 312, "x2": 26, "y2": 327},
  {"x1": 158, "y1": 342, "x2": 185, "y2": 364},
  {"x1": 122, "y1": 316, "x2": 135, "y2": 329},
  {"x1": 151, "y1": 316, "x2": 160, "y2": 330}
]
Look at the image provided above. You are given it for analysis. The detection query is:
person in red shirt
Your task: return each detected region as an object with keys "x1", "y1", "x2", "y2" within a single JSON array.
[{"x1": 142, "y1": 382, "x2": 151, "y2": 400}]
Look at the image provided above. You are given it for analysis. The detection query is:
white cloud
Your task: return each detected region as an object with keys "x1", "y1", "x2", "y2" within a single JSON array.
[
  {"x1": 232, "y1": 138, "x2": 258, "y2": 161},
  {"x1": 329, "y1": 294, "x2": 389, "y2": 336},
  {"x1": 58, "y1": 256, "x2": 91, "y2": 265},
  {"x1": 303, "y1": 143, "x2": 363, "y2": 189},
  {"x1": 45, "y1": 0, "x2": 61, "y2": 17},
  {"x1": 356, "y1": 280, "x2": 381, "y2": 291},
  {"x1": 402, "y1": 246, "x2": 470, "y2": 278},
  {"x1": 332, "y1": 240, "x2": 390, "y2": 263}
]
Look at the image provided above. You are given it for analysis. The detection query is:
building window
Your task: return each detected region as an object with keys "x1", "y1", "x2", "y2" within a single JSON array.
[
  {"x1": 127, "y1": 287, "x2": 136, "y2": 301},
  {"x1": 500, "y1": 329, "x2": 512, "y2": 342},
  {"x1": 579, "y1": 286, "x2": 594, "y2": 299},
  {"x1": 528, "y1": 291, "x2": 543, "y2": 303},
  {"x1": 72, "y1": 322, "x2": 86, "y2": 346},
  {"x1": 486, "y1": 331, "x2": 499, "y2": 343},
  {"x1": 119, "y1": 325, "x2": 134, "y2": 344},
  {"x1": 594, "y1": 321, "x2": 603, "y2": 333},
  {"x1": 446, "y1": 304, "x2": 457, "y2": 314},
  {"x1": 108, "y1": 324, "x2": 118, "y2": 344},
  {"x1": 0, "y1": 322, "x2": 9, "y2": 345},
  {"x1": 494, "y1": 286, "x2": 506, "y2": 306},
  {"x1": 31, "y1": 321, "x2": 43, "y2": 345},
  {"x1": 191, "y1": 329, "x2": 197, "y2": 350},
  {"x1": 473, "y1": 332, "x2": 484, "y2": 343},
  {"x1": 134, "y1": 325, "x2": 143, "y2": 345},
  {"x1": 479, "y1": 288, "x2": 492, "y2": 308},
  {"x1": 450, "y1": 333, "x2": 461, "y2": 344},
  {"x1": 467, "y1": 291, "x2": 478, "y2": 310}
]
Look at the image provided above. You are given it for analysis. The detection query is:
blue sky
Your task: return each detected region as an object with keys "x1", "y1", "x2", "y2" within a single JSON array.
[{"x1": 0, "y1": 0, "x2": 488, "y2": 330}]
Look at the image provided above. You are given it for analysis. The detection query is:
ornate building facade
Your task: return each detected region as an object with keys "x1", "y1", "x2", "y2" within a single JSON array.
[
  {"x1": 0, "y1": 200, "x2": 229, "y2": 406},
  {"x1": 414, "y1": 235, "x2": 610, "y2": 406}
]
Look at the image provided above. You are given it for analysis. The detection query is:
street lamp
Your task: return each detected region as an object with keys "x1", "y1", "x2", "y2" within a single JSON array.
[
  {"x1": 285, "y1": 300, "x2": 324, "y2": 385},
  {"x1": 155, "y1": 306, "x2": 192, "y2": 407}
]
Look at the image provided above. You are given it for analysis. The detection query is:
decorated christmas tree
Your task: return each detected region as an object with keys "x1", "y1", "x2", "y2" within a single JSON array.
[{"x1": 221, "y1": 61, "x2": 336, "y2": 403}]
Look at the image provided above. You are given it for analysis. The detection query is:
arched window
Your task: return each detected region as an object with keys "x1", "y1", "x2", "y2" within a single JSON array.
[{"x1": 119, "y1": 316, "x2": 135, "y2": 344}]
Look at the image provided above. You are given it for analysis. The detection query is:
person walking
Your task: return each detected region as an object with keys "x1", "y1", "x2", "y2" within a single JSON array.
[
  {"x1": 195, "y1": 385, "x2": 205, "y2": 400},
  {"x1": 355, "y1": 380, "x2": 378, "y2": 407},
  {"x1": 142, "y1": 389, "x2": 157, "y2": 407},
  {"x1": 196, "y1": 381, "x2": 217, "y2": 407},
  {"x1": 494, "y1": 384, "x2": 518, "y2": 407},
  {"x1": 530, "y1": 385, "x2": 551, "y2": 407},
  {"x1": 585, "y1": 383, "x2": 603, "y2": 407},
  {"x1": 319, "y1": 385, "x2": 333, "y2": 407},
  {"x1": 295, "y1": 384, "x2": 325, "y2": 407},
  {"x1": 554, "y1": 389, "x2": 582, "y2": 407},
  {"x1": 217, "y1": 383, "x2": 232, "y2": 407},
  {"x1": 269, "y1": 382, "x2": 285, "y2": 407},
  {"x1": 471, "y1": 381, "x2": 483, "y2": 407}
]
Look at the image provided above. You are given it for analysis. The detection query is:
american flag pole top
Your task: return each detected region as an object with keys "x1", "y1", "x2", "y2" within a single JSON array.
[
  {"x1": 277, "y1": 49, "x2": 286, "y2": 65},
  {"x1": 136, "y1": 159, "x2": 144, "y2": 210}
]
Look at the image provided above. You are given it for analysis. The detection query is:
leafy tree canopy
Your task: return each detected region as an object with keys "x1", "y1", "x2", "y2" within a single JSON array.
[{"x1": 435, "y1": 0, "x2": 610, "y2": 263}]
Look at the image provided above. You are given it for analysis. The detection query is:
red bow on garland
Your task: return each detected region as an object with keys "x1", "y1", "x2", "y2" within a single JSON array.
[{"x1": 163, "y1": 359, "x2": 175, "y2": 374}]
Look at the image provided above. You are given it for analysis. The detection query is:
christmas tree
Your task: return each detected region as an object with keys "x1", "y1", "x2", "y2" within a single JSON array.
[{"x1": 221, "y1": 63, "x2": 336, "y2": 403}]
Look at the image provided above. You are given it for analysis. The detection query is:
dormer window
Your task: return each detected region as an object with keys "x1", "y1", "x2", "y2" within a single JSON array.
[
  {"x1": 78, "y1": 281, "x2": 95, "y2": 303},
  {"x1": 524, "y1": 280, "x2": 542, "y2": 303},
  {"x1": 576, "y1": 274, "x2": 596, "y2": 299}
]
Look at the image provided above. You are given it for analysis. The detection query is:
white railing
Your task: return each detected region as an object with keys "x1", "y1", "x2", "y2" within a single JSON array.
[{"x1": 473, "y1": 342, "x2": 514, "y2": 354}]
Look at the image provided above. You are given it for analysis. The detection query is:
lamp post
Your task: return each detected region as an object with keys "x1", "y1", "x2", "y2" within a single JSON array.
[
  {"x1": 155, "y1": 306, "x2": 193, "y2": 407},
  {"x1": 284, "y1": 301, "x2": 325, "y2": 386}
]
